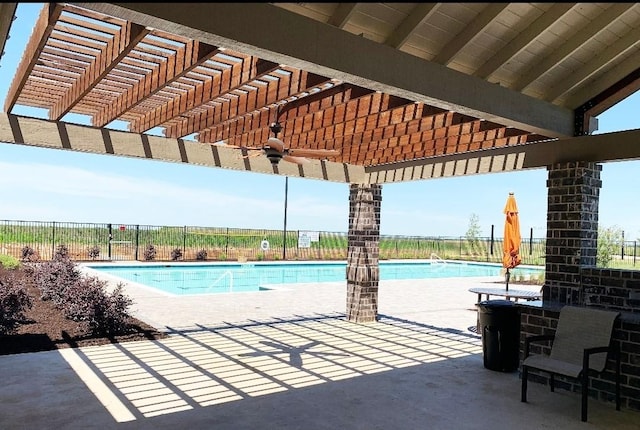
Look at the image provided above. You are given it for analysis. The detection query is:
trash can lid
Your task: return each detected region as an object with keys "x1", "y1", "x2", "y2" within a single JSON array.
[{"x1": 477, "y1": 299, "x2": 516, "y2": 308}]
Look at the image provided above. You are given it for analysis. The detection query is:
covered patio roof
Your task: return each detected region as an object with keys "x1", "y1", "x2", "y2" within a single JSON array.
[{"x1": 0, "y1": 3, "x2": 639, "y2": 183}]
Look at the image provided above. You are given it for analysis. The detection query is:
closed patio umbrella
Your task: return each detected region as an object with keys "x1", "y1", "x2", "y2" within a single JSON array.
[{"x1": 502, "y1": 192, "x2": 522, "y2": 291}]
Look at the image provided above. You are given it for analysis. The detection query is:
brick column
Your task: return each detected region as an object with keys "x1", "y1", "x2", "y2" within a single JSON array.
[
  {"x1": 544, "y1": 161, "x2": 601, "y2": 304},
  {"x1": 346, "y1": 183, "x2": 381, "y2": 323}
]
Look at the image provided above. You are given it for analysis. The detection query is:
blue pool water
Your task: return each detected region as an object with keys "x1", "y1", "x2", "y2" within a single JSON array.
[{"x1": 87, "y1": 261, "x2": 543, "y2": 296}]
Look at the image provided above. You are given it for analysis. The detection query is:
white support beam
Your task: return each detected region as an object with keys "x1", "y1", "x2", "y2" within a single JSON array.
[
  {"x1": 432, "y1": 3, "x2": 509, "y2": 66},
  {"x1": 565, "y1": 52, "x2": 640, "y2": 113},
  {"x1": 327, "y1": 3, "x2": 358, "y2": 29},
  {"x1": 74, "y1": 2, "x2": 574, "y2": 138},
  {"x1": 512, "y1": 3, "x2": 635, "y2": 92},
  {"x1": 474, "y1": 3, "x2": 575, "y2": 79},
  {"x1": 365, "y1": 128, "x2": 640, "y2": 183},
  {"x1": 385, "y1": 3, "x2": 438, "y2": 49},
  {"x1": 544, "y1": 25, "x2": 640, "y2": 103},
  {"x1": 0, "y1": 114, "x2": 365, "y2": 183}
]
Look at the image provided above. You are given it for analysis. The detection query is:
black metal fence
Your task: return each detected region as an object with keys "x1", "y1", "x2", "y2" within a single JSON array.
[{"x1": 0, "y1": 219, "x2": 636, "y2": 266}]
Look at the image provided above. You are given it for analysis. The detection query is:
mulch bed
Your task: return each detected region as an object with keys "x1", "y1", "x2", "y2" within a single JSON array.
[{"x1": 0, "y1": 278, "x2": 168, "y2": 356}]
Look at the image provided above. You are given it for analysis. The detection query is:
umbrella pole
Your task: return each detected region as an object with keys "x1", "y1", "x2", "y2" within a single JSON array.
[{"x1": 505, "y1": 268, "x2": 510, "y2": 292}]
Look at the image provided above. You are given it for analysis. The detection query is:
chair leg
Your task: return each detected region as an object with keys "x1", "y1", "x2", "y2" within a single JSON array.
[
  {"x1": 521, "y1": 366, "x2": 528, "y2": 402},
  {"x1": 616, "y1": 348, "x2": 621, "y2": 411},
  {"x1": 581, "y1": 371, "x2": 589, "y2": 422}
]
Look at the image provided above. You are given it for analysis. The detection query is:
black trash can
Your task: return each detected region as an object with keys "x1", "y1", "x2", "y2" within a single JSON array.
[{"x1": 476, "y1": 299, "x2": 520, "y2": 372}]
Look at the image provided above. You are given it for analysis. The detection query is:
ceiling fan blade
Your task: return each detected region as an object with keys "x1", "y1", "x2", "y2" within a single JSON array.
[
  {"x1": 283, "y1": 155, "x2": 310, "y2": 165},
  {"x1": 265, "y1": 137, "x2": 285, "y2": 153},
  {"x1": 240, "y1": 151, "x2": 263, "y2": 159},
  {"x1": 287, "y1": 148, "x2": 340, "y2": 159},
  {"x1": 225, "y1": 144, "x2": 262, "y2": 152}
]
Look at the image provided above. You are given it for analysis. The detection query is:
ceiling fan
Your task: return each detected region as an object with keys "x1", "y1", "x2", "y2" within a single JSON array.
[{"x1": 229, "y1": 121, "x2": 340, "y2": 165}]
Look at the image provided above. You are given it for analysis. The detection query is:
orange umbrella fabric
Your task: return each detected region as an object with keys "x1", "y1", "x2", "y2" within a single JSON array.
[{"x1": 503, "y1": 192, "x2": 522, "y2": 289}]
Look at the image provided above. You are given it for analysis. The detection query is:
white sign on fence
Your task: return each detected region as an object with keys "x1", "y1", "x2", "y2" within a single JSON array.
[
  {"x1": 298, "y1": 231, "x2": 319, "y2": 248},
  {"x1": 299, "y1": 231, "x2": 319, "y2": 241}
]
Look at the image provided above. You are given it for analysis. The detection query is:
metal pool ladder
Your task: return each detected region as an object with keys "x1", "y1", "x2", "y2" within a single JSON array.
[
  {"x1": 208, "y1": 270, "x2": 234, "y2": 291},
  {"x1": 430, "y1": 253, "x2": 447, "y2": 266}
]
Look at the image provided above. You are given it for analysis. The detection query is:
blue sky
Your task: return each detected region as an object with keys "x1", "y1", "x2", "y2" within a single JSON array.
[{"x1": 0, "y1": 3, "x2": 639, "y2": 238}]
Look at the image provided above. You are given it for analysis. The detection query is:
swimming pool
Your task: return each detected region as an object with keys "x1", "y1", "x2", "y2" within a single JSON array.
[{"x1": 86, "y1": 261, "x2": 543, "y2": 296}]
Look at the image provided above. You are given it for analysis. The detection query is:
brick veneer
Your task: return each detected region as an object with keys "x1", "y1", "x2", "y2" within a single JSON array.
[
  {"x1": 543, "y1": 161, "x2": 601, "y2": 304},
  {"x1": 346, "y1": 183, "x2": 381, "y2": 323},
  {"x1": 518, "y1": 161, "x2": 640, "y2": 412}
]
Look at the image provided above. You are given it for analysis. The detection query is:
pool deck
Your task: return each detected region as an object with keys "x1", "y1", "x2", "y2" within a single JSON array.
[{"x1": 1, "y1": 269, "x2": 637, "y2": 429}]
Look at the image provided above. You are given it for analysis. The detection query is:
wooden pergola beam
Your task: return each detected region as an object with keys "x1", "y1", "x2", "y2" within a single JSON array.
[
  {"x1": 366, "y1": 128, "x2": 640, "y2": 183},
  {"x1": 129, "y1": 56, "x2": 279, "y2": 133},
  {"x1": 49, "y1": 22, "x2": 150, "y2": 120},
  {"x1": 93, "y1": 39, "x2": 220, "y2": 127},
  {"x1": 4, "y1": 3, "x2": 63, "y2": 113},
  {"x1": 0, "y1": 113, "x2": 363, "y2": 183}
]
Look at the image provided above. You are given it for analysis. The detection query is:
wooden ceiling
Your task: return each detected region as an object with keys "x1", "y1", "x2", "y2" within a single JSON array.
[{"x1": 1, "y1": 3, "x2": 639, "y2": 183}]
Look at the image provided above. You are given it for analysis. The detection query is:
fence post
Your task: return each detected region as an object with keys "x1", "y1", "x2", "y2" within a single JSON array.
[
  {"x1": 134, "y1": 225, "x2": 139, "y2": 261},
  {"x1": 107, "y1": 223, "x2": 112, "y2": 260},
  {"x1": 51, "y1": 221, "x2": 56, "y2": 259},
  {"x1": 529, "y1": 227, "x2": 533, "y2": 255},
  {"x1": 183, "y1": 225, "x2": 187, "y2": 256},
  {"x1": 490, "y1": 225, "x2": 494, "y2": 255},
  {"x1": 225, "y1": 227, "x2": 229, "y2": 258}
]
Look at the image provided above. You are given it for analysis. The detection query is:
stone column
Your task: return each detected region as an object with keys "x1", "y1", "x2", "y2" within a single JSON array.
[
  {"x1": 346, "y1": 183, "x2": 381, "y2": 323},
  {"x1": 544, "y1": 161, "x2": 601, "y2": 304}
]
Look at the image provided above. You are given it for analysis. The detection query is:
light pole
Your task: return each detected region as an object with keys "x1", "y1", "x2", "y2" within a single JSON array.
[{"x1": 283, "y1": 176, "x2": 288, "y2": 260}]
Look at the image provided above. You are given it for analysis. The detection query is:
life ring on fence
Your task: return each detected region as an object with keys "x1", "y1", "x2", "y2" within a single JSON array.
[{"x1": 260, "y1": 240, "x2": 270, "y2": 251}]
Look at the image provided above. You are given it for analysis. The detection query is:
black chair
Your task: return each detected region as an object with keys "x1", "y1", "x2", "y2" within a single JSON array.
[{"x1": 521, "y1": 306, "x2": 620, "y2": 422}]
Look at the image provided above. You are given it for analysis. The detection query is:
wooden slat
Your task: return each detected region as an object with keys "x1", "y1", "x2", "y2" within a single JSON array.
[
  {"x1": 129, "y1": 56, "x2": 279, "y2": 133},
  {"x1": 4, "y1": 3, "x2": 63, "y2": 113},
  {"x1": 93, "y1": 40, "x2": 219, "y2": 127},
  {"x1": 165, "y1": 70, "x2": 333, "y2": 138},
  {"x1": 49, "y1": 21, "x2": 150, "y2": 120},
  {"x1": 202, "y1": 87, "x2": 400, "y2": 148}
]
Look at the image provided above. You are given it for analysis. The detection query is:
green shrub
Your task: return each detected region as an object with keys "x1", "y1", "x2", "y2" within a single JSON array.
[
  {"x1": 170, "y1": 247, "x2": 183, "y2": 261},
  {"x1": 88, "y1": 245, "x2": 100, "y2": 260},
  {"x1": 54, "y1": 244, "x2": 70, "y2": 261},
  {"x1": 32, "y1": 258, "x2": 81, "y2": 306},
  {"x1": 30, "y1": 258, "x2": 133, "y2": 335},
  {"x1": 20, "y1": 246, "x2": 39, "y2": 262},
  {"x1": 0, "y1": 268, "x2": 33, "y2": 333},
  {"x1": 0, "y1": 254, "x2": 21, "y2": 270},
  {"x1": 63, "y1": 277, "x2": 133, "y2": 335},
  {"x1": 144, "y1": 244, "x2": 157, "y2": 261}
]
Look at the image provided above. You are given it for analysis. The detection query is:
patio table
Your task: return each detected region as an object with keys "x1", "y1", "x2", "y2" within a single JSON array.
[{"x1": 468, "y1": 286, "x2": 541, "y2": 303}]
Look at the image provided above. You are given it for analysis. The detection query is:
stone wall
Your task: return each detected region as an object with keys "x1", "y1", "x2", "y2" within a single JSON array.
[
  {"x1": 346, "y1": 183, "x2": 381, "y2": 323},
  {"x1": 543, "y1": 161, "x2": 601, "y2": 304}
]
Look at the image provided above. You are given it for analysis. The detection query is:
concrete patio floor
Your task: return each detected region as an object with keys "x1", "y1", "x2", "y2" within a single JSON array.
[{"x1": 1, "y1": 272, "x2": 637, "y2": 429}]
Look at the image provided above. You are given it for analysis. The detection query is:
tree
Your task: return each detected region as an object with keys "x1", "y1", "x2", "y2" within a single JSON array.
[
  {"x1": 597, "y1": 225, "x2": 623, "y2": 267},
  {"x1": 465, "y1": 213, "x2": 482, "y2": 256}
]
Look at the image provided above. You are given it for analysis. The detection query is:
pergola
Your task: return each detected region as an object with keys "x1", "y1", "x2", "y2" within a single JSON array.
[{"x1": 0, "y1": 2, "x2": 639, "y2": 318}]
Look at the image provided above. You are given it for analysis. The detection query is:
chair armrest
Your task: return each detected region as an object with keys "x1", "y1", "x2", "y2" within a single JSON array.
[
  {"x1": 584, "y1": 346, "x2": 610, "y2": 355},
  {"x1": 524, "y1": 334, "x2": 555, "y2": 358},
  {"x1": 582, "y1": 345, "x2": 615, "y2": 373}
]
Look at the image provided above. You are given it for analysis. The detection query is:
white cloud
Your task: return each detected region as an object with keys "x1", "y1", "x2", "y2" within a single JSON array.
[{"x1": 0, "y1": 160, "x2": 352, "y2": 231}]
